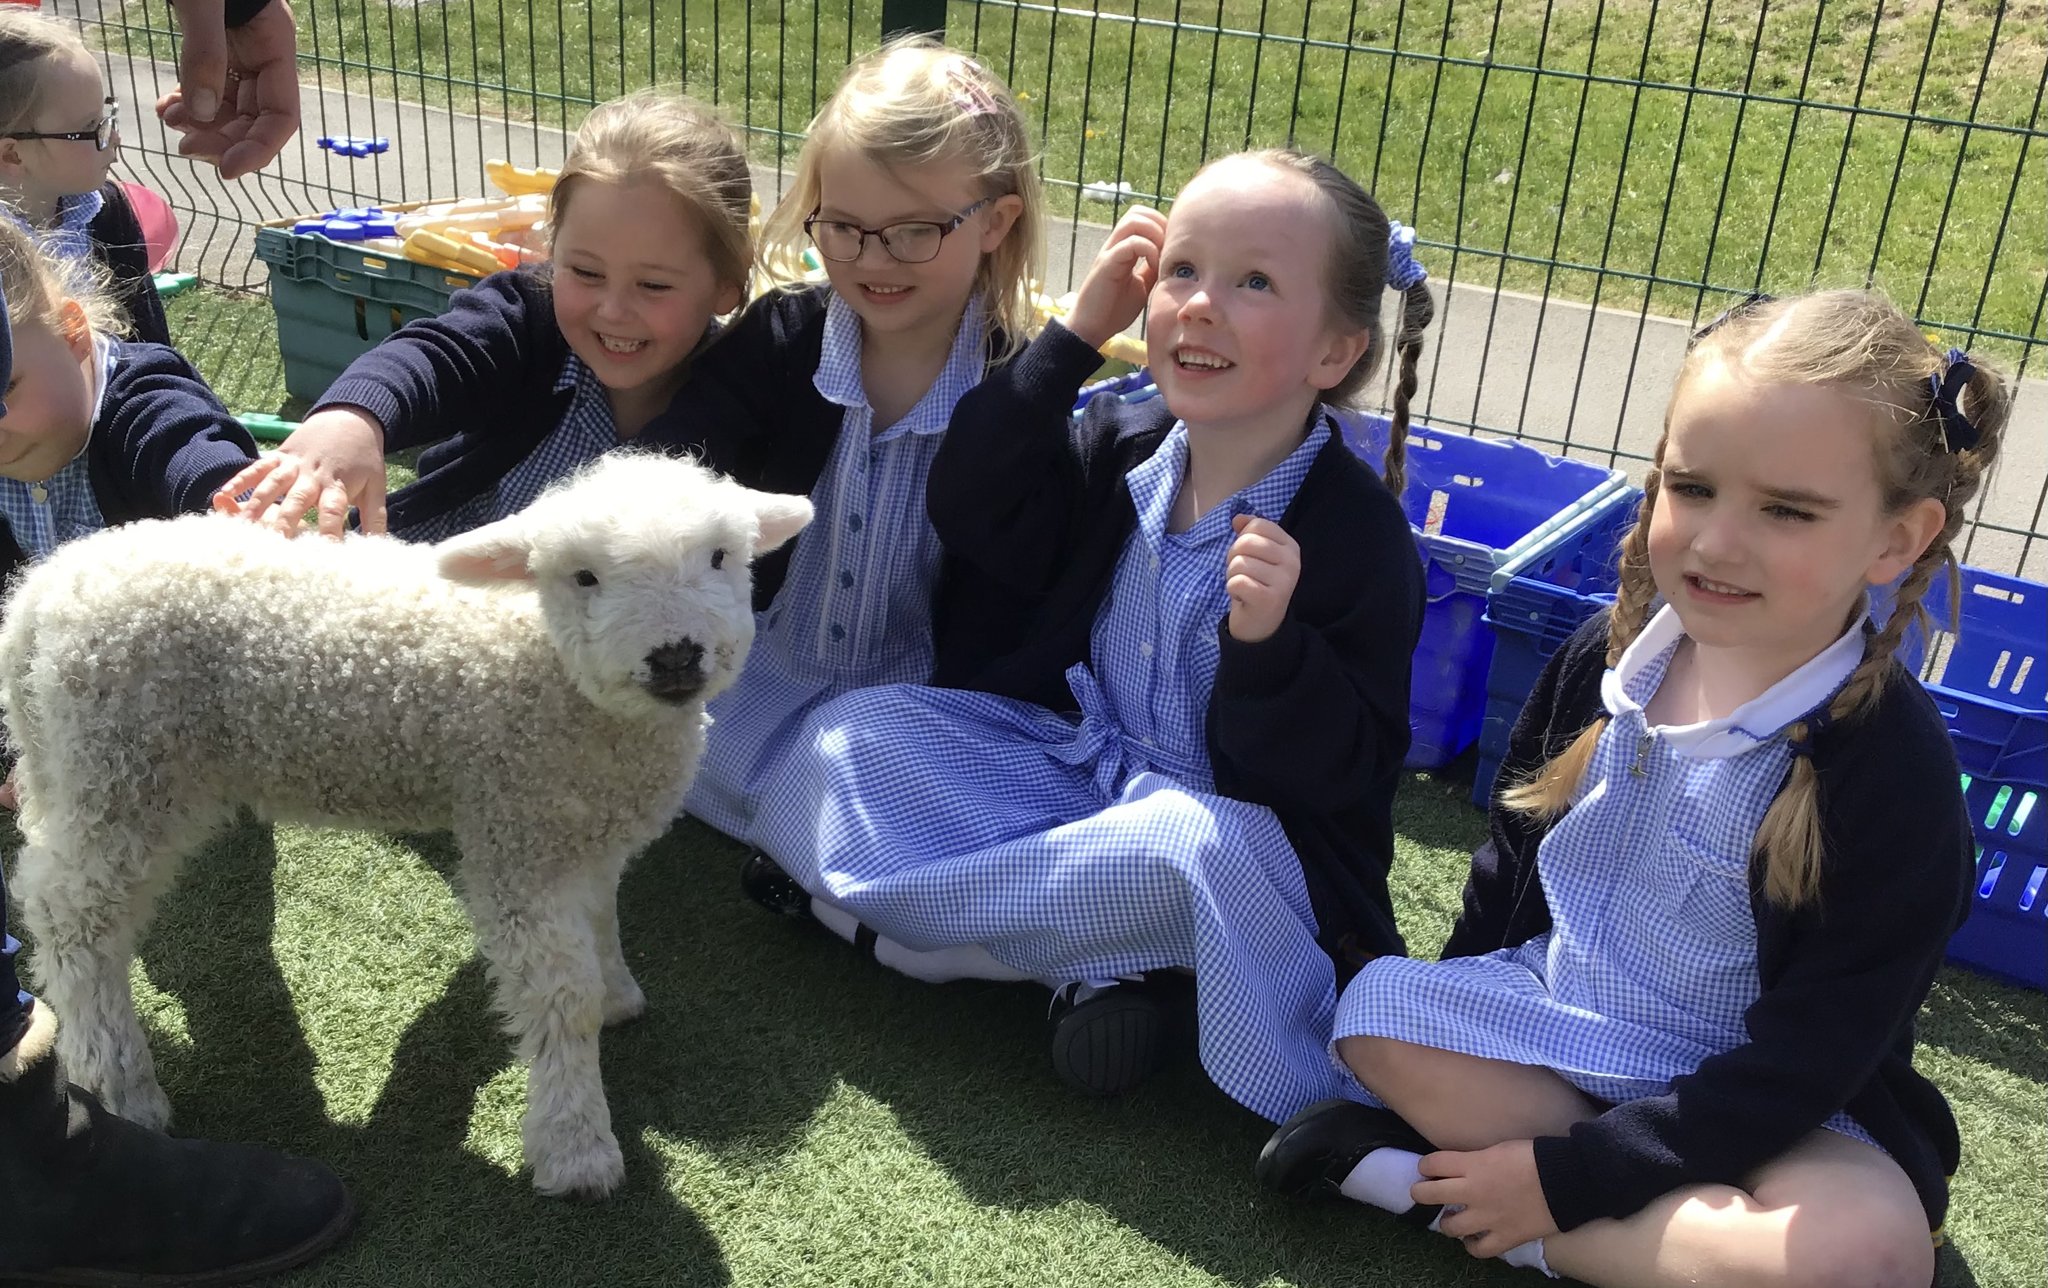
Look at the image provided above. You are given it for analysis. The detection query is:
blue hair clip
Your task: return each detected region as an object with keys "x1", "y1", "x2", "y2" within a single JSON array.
[
  {"x1": 1928, "y1": 348, "x2": 1981, "y2": 453},
  {"x1": 1386, "y1": 221, "x2": 1428, "y2": 292}
]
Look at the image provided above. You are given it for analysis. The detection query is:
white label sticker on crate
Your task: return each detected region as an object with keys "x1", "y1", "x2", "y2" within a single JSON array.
[{"x1": 1423, "y1": 489, "x2": 1450, "y2": 537}]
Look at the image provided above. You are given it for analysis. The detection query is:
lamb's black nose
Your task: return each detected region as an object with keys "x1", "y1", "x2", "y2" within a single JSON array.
[{"x1": 644, "y1": 640, "x2": 706, "y2": 702}]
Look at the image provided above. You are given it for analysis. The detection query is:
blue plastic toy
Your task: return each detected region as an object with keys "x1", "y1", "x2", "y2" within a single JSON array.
[
  {"x1": 316, "y1": 135, "x2": 391, "y2": 158},
  {"x1": 291, "y1": 207, "x2": 399, "y2": 241}
]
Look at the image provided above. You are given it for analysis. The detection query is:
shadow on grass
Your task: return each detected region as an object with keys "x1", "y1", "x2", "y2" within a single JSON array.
[{"x1": 133, "y1": 817, "x2": 732, "y2": 1287}]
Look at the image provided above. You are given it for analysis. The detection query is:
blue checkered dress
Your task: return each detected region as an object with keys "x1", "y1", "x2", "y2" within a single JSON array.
[
  {"x1": 753, "y1": 421, "x2": 1357, "y2": 1124},
  {"x1": 392, "y1": 353, "x2": 621, "y2": 544},
  {"x1": 2, "y1": 189, "x2": 105, "y2": 263},
  {"x1": 684, "y1": 294, "x2": 991, "y2": 837},
  {"x1": 1334, "y1": 604, "x2": 1877, "y2": 1145},
  {"x1": 0, "y1": 337, "x2": 116, "y2": 560}
]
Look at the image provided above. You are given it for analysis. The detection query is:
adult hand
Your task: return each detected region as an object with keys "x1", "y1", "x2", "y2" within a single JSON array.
[
  {"x1": 212, "y1": 406, "x2": 388, "y2": 538},
  {"x1": 156, "y1": 0, "x2": 302, "y2": 180},
  {"x1": 1064, "y1": 206, "x2": 1165, "y2": 351},
  {"x1": 1224, "y1": 514, "x2": 1300, "y2": 643},
  {"x1": 1412, "y1": 1140, "x2": 1560, "y2": 1260}
]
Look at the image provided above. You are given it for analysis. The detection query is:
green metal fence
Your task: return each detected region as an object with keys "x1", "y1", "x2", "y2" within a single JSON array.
[{"x1": 65, "y1": 0, "x2": 2048, "y2": 572}]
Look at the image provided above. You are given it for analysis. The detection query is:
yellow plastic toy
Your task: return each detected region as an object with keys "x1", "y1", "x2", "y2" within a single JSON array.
[
  {"x1": 1034, "y1": 289, "x2": 1146, "y2": 366},
  {"x1": 402, "y1": 230, "x2": 503, "y2": 277},
  {"x1": 485, "y1": 159, "x2": 559, "y2": 197}
]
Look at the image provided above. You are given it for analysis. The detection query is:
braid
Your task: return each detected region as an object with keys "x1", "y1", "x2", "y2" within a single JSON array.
[
  {"x1": 1605, "y1": 470, "x2": 1662, "y2": 666},
  {"x1": 1381, "y1": 282, "x2": 1435, "y2": 498},
  {"x1": 1500, "y1": 480, "x2": 1656, "y2": 816}
]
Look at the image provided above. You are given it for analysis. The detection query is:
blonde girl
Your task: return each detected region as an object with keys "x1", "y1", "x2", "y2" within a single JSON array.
[
  {"x1": 0, "y1": 9, "x2": 168, "y2": 345},
  {"x1": 1262, "y1": 290, "x2": 2009, "y2": 1288},
  {"x1": 678, "y1": 37, "x2": 1043, "y2": 847}
]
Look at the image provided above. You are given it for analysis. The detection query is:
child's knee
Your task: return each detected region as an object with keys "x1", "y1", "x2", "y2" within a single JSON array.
[
  {"x1": 1781, "y1": 1204, "x2": 1936, "y2": 1288},
  {"x1": 1335, "y1": 1033, "x2": 1404, "y2": 1087}
]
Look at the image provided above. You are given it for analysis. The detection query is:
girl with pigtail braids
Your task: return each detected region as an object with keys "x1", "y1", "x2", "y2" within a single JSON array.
[{"x1": 1261, "y1": 289, "x2": 2009, "y2": 1288}]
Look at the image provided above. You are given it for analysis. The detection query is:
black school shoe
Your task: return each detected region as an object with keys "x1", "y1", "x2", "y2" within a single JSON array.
[
  {"x1": 740, "y1": 853, "x2": 814, "y2": 921},
  {"x1": 0, "y1": 1007, "x2": 356, "y2": 1286},
  {"x1": 1256, "y1": 1098, "x2": 1444, "y2": 1226},
  {"x1": 1046, "y1": 974, "x2": 1196, "y2": 1098}
]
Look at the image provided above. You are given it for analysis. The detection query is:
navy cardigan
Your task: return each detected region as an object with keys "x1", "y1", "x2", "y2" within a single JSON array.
[
  {"x1": 927, "y1": 320, "x2": 1426, "y2": 962},
  {"x1": 1451, "y1": 612, "x2": 1971, "y2": 1234},
  {"x1": 0, "y1": 342, "x2": 258, "y2": 586}
]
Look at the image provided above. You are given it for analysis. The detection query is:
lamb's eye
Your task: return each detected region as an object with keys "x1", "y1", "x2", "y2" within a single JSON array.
[
  {"x1": 710, "y1": 548, "x2": 727, "y2": 570},
  {"x1": 573, "y1": 570, "x2": 599, "y2": 588}
]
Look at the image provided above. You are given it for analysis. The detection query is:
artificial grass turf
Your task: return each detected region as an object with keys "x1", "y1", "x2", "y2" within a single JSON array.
[{"x1": 7, "y1": 285, "x2": 2027, "y2": 1287}]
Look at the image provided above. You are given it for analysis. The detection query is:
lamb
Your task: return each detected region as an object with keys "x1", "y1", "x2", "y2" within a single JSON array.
[{"x1": 0, "y1": 451, "x2": 811, "y2": 1198}]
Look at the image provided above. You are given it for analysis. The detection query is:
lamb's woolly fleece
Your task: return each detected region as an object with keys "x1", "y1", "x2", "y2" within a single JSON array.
[{"x1": 0, "y1": 450, "x2": 812, "y2": 1198}]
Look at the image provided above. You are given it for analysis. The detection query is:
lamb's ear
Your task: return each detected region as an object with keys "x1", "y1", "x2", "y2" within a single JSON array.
[
  {"x1": 436, "y1": 516, "x2": 537, "y2": 584},
  {"x1": 750, "y1": 492, "x2": 815, "y2": 555}
]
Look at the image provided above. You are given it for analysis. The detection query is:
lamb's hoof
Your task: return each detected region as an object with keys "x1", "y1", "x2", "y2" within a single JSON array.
[
  {"x1": 601, "y1": 979, "x2": 647, "y2": 1027},
  {"x1": 529, "y1": 1134, "x2": 626, "y2": 1200},
  {"x1": 97, "y1": 1072, "x2": 174, "y2": 1132}
]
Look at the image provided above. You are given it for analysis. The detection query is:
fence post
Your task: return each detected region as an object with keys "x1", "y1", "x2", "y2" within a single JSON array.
[{"x1": 881, "y1": 0, "x2": 946, "y2": 40}]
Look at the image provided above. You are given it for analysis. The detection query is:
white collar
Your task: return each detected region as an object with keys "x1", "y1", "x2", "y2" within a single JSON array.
[{"x1": 1600, "y1": 601, "x2": 1869, "y2": 758}]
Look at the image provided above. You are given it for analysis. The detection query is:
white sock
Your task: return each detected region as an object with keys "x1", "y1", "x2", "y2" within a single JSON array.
[
  {"x1": 1338, "y1": 1146, "x2": 1425, "y2": 1213},
  {"x1": 873, "y1": 936, "x2": 1035, "y2": 985},
  {"x1": 1501, "y1": 1239, "x2": 1557, "y2": 1277},
  {"x1": 809, "y1": 897, "x2": 861, "y2": 944}
]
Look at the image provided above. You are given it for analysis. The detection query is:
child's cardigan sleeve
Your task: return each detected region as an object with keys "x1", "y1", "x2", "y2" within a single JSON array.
[
  {"x1": 93, "y1": 342, "x2": 260, "y2": 521},
  {"x1": 1448, "y1": 616, "x2": 1975, "y2": 1231},
  {"x1": 927, "y1": 319, "x2": 1104, "y2": 596},
  {"x1": 315, "y1": 271, "x2": 560, "y2": 454}
]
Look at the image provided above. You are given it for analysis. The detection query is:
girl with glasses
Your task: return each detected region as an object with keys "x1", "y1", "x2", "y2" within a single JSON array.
[
  {"x1": 673, "y1": 37, "x2": 1044, "y2": 853},
  {"x1": 0, "y1": 10, "x2": 163, "y2": 347}
]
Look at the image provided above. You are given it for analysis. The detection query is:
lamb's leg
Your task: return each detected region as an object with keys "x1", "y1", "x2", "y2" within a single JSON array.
[
  {"x1": 592, "y1": 872, "x2": 644, "y2": 1027},
  {"x1": 13, "y1": 824, "x2": 190, "y2": 1131},
  {"x1": 455, "y1": 844, "x2": 623, "y2": 1199}
]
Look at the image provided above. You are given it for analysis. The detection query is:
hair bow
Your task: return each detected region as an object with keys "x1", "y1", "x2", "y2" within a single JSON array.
[
  {"x1": 1386, "y1": 221, "x2": 1428, "y2": 291},
  {"x1": 1928, "y1": 348, "x2": 1981, "y2": 453}
]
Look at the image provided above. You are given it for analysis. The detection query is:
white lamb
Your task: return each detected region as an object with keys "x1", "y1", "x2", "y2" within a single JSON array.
[{"x1": 0, "y1": 452, "x2": 811, "y2": 1199}]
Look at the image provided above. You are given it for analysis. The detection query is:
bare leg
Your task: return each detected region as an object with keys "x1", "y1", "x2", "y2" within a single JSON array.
[
  {"x1": 1339, "y1": 1035, "x2": 1600, "y2": 1147},
  {"x1": 1545, "y1": 1130, "x2": 1936, "y2": 1288}
]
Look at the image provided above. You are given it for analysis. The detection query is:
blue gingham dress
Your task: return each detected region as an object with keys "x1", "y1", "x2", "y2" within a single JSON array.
[
  {"x1": 2, "y1": 189, "x2": 104, "y2": 262},
  {"x1": 1334, "y1": 604, "x2": 1876, "y2": 1144},
  {"x1": 685, "y1": 294, "x2": 991, "y2": 839},
  {"x1": 393, "y1": 353, "x2": 622, "y2": 544},
  {"x1": 0, "y1": 337, "x2": 116, "y2": 560},
  {"x1": 753, "y1": 421, "x2": 1354, "y2": 1123}
]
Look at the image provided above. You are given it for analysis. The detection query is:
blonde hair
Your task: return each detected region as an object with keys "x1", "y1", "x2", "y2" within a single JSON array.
[
  {"x1": 1502, "y1": 290, "x2": 2011, "y2": 908},
  {"x1": 0, "y1": 218, "x2": 124, "y2": 340},
  {"x1": 547, "y1": 90, "x2": 753, "y2": 299},
  {"x1": 1228, "y1": 149, "x2": 1435, "y2": 497},
  {"x1": 0, "y1": 8, "x2": 92, "y2": 139},
  {"x1": 761, "y1": 37, "x2": 1044, "y2": 363}
]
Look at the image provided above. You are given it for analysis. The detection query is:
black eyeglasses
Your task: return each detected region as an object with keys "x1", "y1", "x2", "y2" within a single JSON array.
[
  {"x1": 4, "y1": 98, "x2": 120, "y2": 152},
  {"x1": 803, "y1": 197, "x2": 992, "y2": 265}
]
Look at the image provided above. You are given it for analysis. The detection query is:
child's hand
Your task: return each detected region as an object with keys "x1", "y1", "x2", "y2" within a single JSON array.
[
  {"x1": 1065, "y1": 207, "x2": 1166, "y2": 351},
  {"x1": 1225, "y1": 514, "x2": 1300, "y2": 643},
  {"x1": 213, "y1": 408, "x2": 388, "y2": 539},
  {"x1": 1412, "y1": 1140, "x2": 1559, "y2": 1259}
]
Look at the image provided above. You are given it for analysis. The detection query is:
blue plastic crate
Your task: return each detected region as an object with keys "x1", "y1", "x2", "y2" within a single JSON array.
[
  {"x1": 1337, "y1": 414, "x2": 1628, "y2": 768},
  {"x1": 1470, "y1": 487, "x2": 1642, "y2": 806},
  {"x1": 1909, "y1": 567, "x2": 2046, "y2": 989}
]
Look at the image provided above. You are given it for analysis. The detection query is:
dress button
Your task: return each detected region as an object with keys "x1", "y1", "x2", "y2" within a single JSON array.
[
  {"x1": 847, "y1": 513, "x2": 864, "y2": 532},
  {"x1": 829, "y1": 624, "x2": 847, "y2": 642},
  {"x1": 839, "y1": 570, "x2": 855, "y2": 589},
  {"x1": 1139, "y1": 641, "x2": 1154, "y2": 658}
]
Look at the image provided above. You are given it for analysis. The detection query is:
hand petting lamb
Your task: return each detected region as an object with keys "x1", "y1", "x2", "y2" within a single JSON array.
[{"x1": 0, "y1": 451, "x2": 811, "y2": 1199}]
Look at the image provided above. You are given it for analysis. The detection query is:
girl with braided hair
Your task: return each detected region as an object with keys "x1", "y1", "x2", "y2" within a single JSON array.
[{"x1": 1258, "y1": 289, "x2": 2009, "y2": 1288}]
